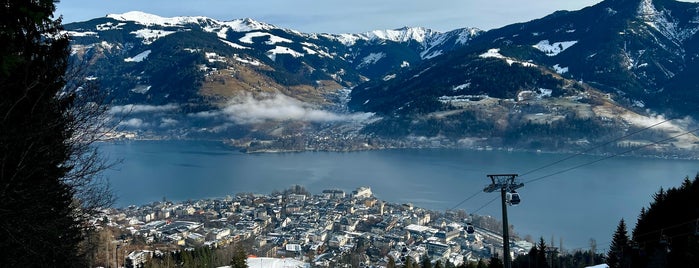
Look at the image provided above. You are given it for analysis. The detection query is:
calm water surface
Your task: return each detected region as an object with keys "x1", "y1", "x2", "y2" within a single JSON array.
[{"x1": 100, "y1": 140, "x2": 698, "y2": 250}]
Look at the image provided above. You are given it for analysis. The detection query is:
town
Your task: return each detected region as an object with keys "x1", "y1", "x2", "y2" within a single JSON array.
[{"x1": 96, "y1": 185, "x2": 536, "y2": 267}]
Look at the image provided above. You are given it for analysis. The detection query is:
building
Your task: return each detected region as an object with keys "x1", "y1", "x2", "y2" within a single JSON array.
[
  {"x1": 126, "y1": 250, "x2": 153, "y2": 268},
  {"x1": 352, "y1": 187, "x2": 372, "y2": 199},
  {"x1": 322, "y1": 189, "x2": 346, "y2": 199}
]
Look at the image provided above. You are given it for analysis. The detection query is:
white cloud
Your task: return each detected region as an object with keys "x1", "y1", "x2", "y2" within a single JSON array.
[
  {"x1": 118, "y1": 118, "x2": 147, "y2": 128},
  {"x1": 108, "y1": 104, "x2": 179, "y2": 114},
  {"x1": 159, "y1": 118, "x2": 179, "y2": 128},
  {"x1": 220, "y1": 94, "x2": 373, "y2": 124}
]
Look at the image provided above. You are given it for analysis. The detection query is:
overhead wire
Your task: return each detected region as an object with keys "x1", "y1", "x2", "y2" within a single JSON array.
[
  {"x1": 518, "y1": 118, "x2": 675, "y2": 178},
  {"x1": 524, "y1": 126, "x2": 699, "y2": 185},
  {"x1": 446, "y1": 118, "x2": 695, "y2": 232},
  {"x1": 461, "y1": 119, "x2": 680, "y2": 215},
  {"x1": 448, "y1": 189, "x2": 482, "y2": 211},
  {"x1": 473, "y1": 196, "x2": 499, "y2": 214}
]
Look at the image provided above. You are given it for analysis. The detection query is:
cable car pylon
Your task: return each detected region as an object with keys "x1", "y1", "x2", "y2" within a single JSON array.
[{"x1": 483, "y1": 174, "x2": 523, "y2": 268}]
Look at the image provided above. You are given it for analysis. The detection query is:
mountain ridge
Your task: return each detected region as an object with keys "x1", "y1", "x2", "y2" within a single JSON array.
[{"x1": 63, "y1": 1, "x2": 699, "y2": 156}]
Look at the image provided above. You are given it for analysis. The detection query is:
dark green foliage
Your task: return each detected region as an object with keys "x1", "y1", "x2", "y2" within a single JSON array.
[
  {"x1": 406, "y1": 256, "x2": 415, "y2": 268},
  {"x1": 0, "y1": 0, "x2": 87, "y2": 267},
  {"x1": 422, "y1": 254, "x2": 432, "y2": 268},
  {"x1": 434, "y1": 260, "x2": 444, "y2": 268},
  {"x1": 628, "y1": 175, "x2": 699, "y2": 268},
  {"x1": 388, "y1": 255, "x2": 396, "y2": 268},
  {"x1": 487, "y1": 256, "x2": 503, "y2": 268},
  {"x1": 231, "y1": 243, "x2": 248, "y2": 268},
  {"x1": 476, "y1": 259, "x2": 487, "y2": 268},
  {"x1": 607, "y1": 219, "x2": 631, "y2": 268},
  {"x1": 537, "y1": 237, "x2": 550, "y2": 268}
]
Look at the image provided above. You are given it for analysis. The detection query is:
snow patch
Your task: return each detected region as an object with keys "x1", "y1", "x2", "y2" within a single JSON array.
[
  {"x1": 214, "y1": 27, "x2": 229, "y2": 39},
  {"x1": 383, "y1": 74, "x2": 396, "y2": 81},
  {"x1": 266, "y1": 46, "x2": 303, "y2": 61},
  {"x1": 453, "y1": 83, "x2": 471, "y2": 91},
  {"x1": 357, "y1": 52, "x2": 386, "y2": 68},
  {"x1": 479, "y1": 49, "x2": 537, "y2": 67},
  {"x1": 480, "y1": 48, "x2": 505, "y2": 59},
  {"x1": 533, "y1": 40, "x2": 578, "y2": 56},
  {"x1": 456, "y1": 28, "x2": 479, "y2": 44},
  {"x1": 219, "y1": 39, "x2": 249, "y2": 49},
  {"x1": 234, "y1": 55, "x2": 261, "y2": 66},
  {"x1": 239, "y1": 32, "x2": 292, "y2": 44},
  {"x1": 637, "y1": 0, "x2": 698, "y2": 43},
  {"x1": 63, "y1": 30, "x2": 98, "y2": 37},
  {"x1": 302, "y1": 47, "x2": 317, "y2": 55},
  {"x1": 421, "y1": 50, "x2": 443, "y2": 59},
  {"x1": 552, "y1": 64, "x2": 569, "y2": 74},
  {"x1": 517, "y1": 88, "x2": 552, "y2": 101},
  {"x1": 130, "y1": 85, "x2": 152, "y2": 94},
  {"x1": 96, "y1": 22, "x2": 127, "y2": 31},
  {"x1": 205, "y1": 52, "x2": 226, "y2": 63},
  {"x1": 401, "y1": 61, "x2": 410, "y2": 68},
  {"x1": 130, "y1": 29, "x2": 176, "y2": 44},
  {"x1": 124, "y1": 50, "x2": 151, "y2": 62}
]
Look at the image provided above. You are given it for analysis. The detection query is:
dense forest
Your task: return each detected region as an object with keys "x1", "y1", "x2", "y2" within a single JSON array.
[{"x1": 607, "y1": 174, "x2": 699, "y2": 268}]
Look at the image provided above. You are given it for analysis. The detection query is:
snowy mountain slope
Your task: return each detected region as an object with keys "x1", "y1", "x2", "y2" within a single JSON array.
[
  {"x1": 346, "y1": 0, "x2": 699, "y2": 156},
  {"x1": 62, "y1": 2, "x2": 699, "y2": 156}
]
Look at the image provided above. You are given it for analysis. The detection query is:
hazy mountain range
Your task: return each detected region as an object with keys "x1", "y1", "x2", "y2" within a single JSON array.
[{"x1": 64, "y1": 0, "x2": 699, "y2": 156}]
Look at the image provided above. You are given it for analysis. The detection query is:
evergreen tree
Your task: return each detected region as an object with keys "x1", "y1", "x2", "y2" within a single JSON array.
[
  {"x1": 536, "y1": 237, "x2": 549, "y2": 268},
  {"x1": 476, "y1": 259, "x2": 487, "y2": 268},
  {"x1": 607, "y1": 219, "x2": 631, "y2": 268},
  {"x1": 230, "y1": 243, "x2": 248, "y2": 268},
  {"x1": 630, "y1": 175, "x2": 699, "y2": 267},
  {"x1": 435, "y1": 260, "x2": 443, "y2": 268},
  {"x1": 487, "y1": 256, "x2": 503, "y2": 268},
  {"x1": 387, "y1": 255, "x2": 396, "y2": 268},
  {"x1": 0, "y1": 0, "x2": 112, "y2": 266},
  {"x1": 406, "y1": 256, "x2": 414, "y2": 268},
  {"x1": 422, "y1": 254, "x2": 432, "y2": 268}
]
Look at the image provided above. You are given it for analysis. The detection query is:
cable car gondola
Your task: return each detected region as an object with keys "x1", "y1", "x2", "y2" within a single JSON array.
[
  {"x1": 465, "y1": 223, "x2": 475, "y2": 234},
  {"x1": 507, "y1": 190, "x2": 521, "y2": 205}
]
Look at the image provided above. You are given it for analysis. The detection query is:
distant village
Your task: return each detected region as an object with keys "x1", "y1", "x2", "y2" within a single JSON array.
[{"x1": 97, "y1": 186, "x2": 536, "y2": 267}]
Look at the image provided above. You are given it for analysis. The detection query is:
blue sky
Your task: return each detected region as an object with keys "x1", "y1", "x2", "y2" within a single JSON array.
[{"x1": 55, "y1": 0, "x2": 695, "y2": 33}]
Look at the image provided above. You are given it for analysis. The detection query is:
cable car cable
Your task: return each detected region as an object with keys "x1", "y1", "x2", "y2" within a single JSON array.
[
  {"x1": 448, "y1": 189, "x2": 482, "y2": 211},
  {"x1": 518, "y1": 118, "x2": 674, "y2": 178},
  {"x1": 523, "y1": 127, "x2": 699, "y2": 185}
]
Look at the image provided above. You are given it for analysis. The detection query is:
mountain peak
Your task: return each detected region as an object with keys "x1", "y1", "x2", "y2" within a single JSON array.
[
  {"x1": 106, "y1": 11, "x2": 211, "y2": 27},
  {"x1": 364, "y1": 26, "x2": 437, "y2": 43},
  {"x1": 221, "y1": 18, "x2": 277, "y2": 32},
  {"x1": 105, "y1": 11, "x2": 279, "y2": 33}
]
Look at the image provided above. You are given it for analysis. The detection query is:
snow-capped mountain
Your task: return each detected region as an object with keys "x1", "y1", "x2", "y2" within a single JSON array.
[
  {"x1": 65, "y1": 11, "x2": 481, "y2": 106},
  {"x1": 63, "y1": 1, "x2": 699, "y2": 156},
  {"x1": 347, "y1": 0, "x2": 699, "y2": 156}
]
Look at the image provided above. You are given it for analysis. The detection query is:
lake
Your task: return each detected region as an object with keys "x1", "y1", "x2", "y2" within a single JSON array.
[{"x1": 99, "y1": 140, "x2": 698, "y2": 251}]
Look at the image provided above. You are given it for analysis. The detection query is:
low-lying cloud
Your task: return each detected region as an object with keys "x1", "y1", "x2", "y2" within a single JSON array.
[
  {"x1": 118, "y1": 118, "x2": 147, "y2": 128},
  {"x1": 216, "y1": 94, "x2": 373, "y2": 124},
  {"x1": 109, "y1": 104, "x2": 179, "y2": 114}
]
